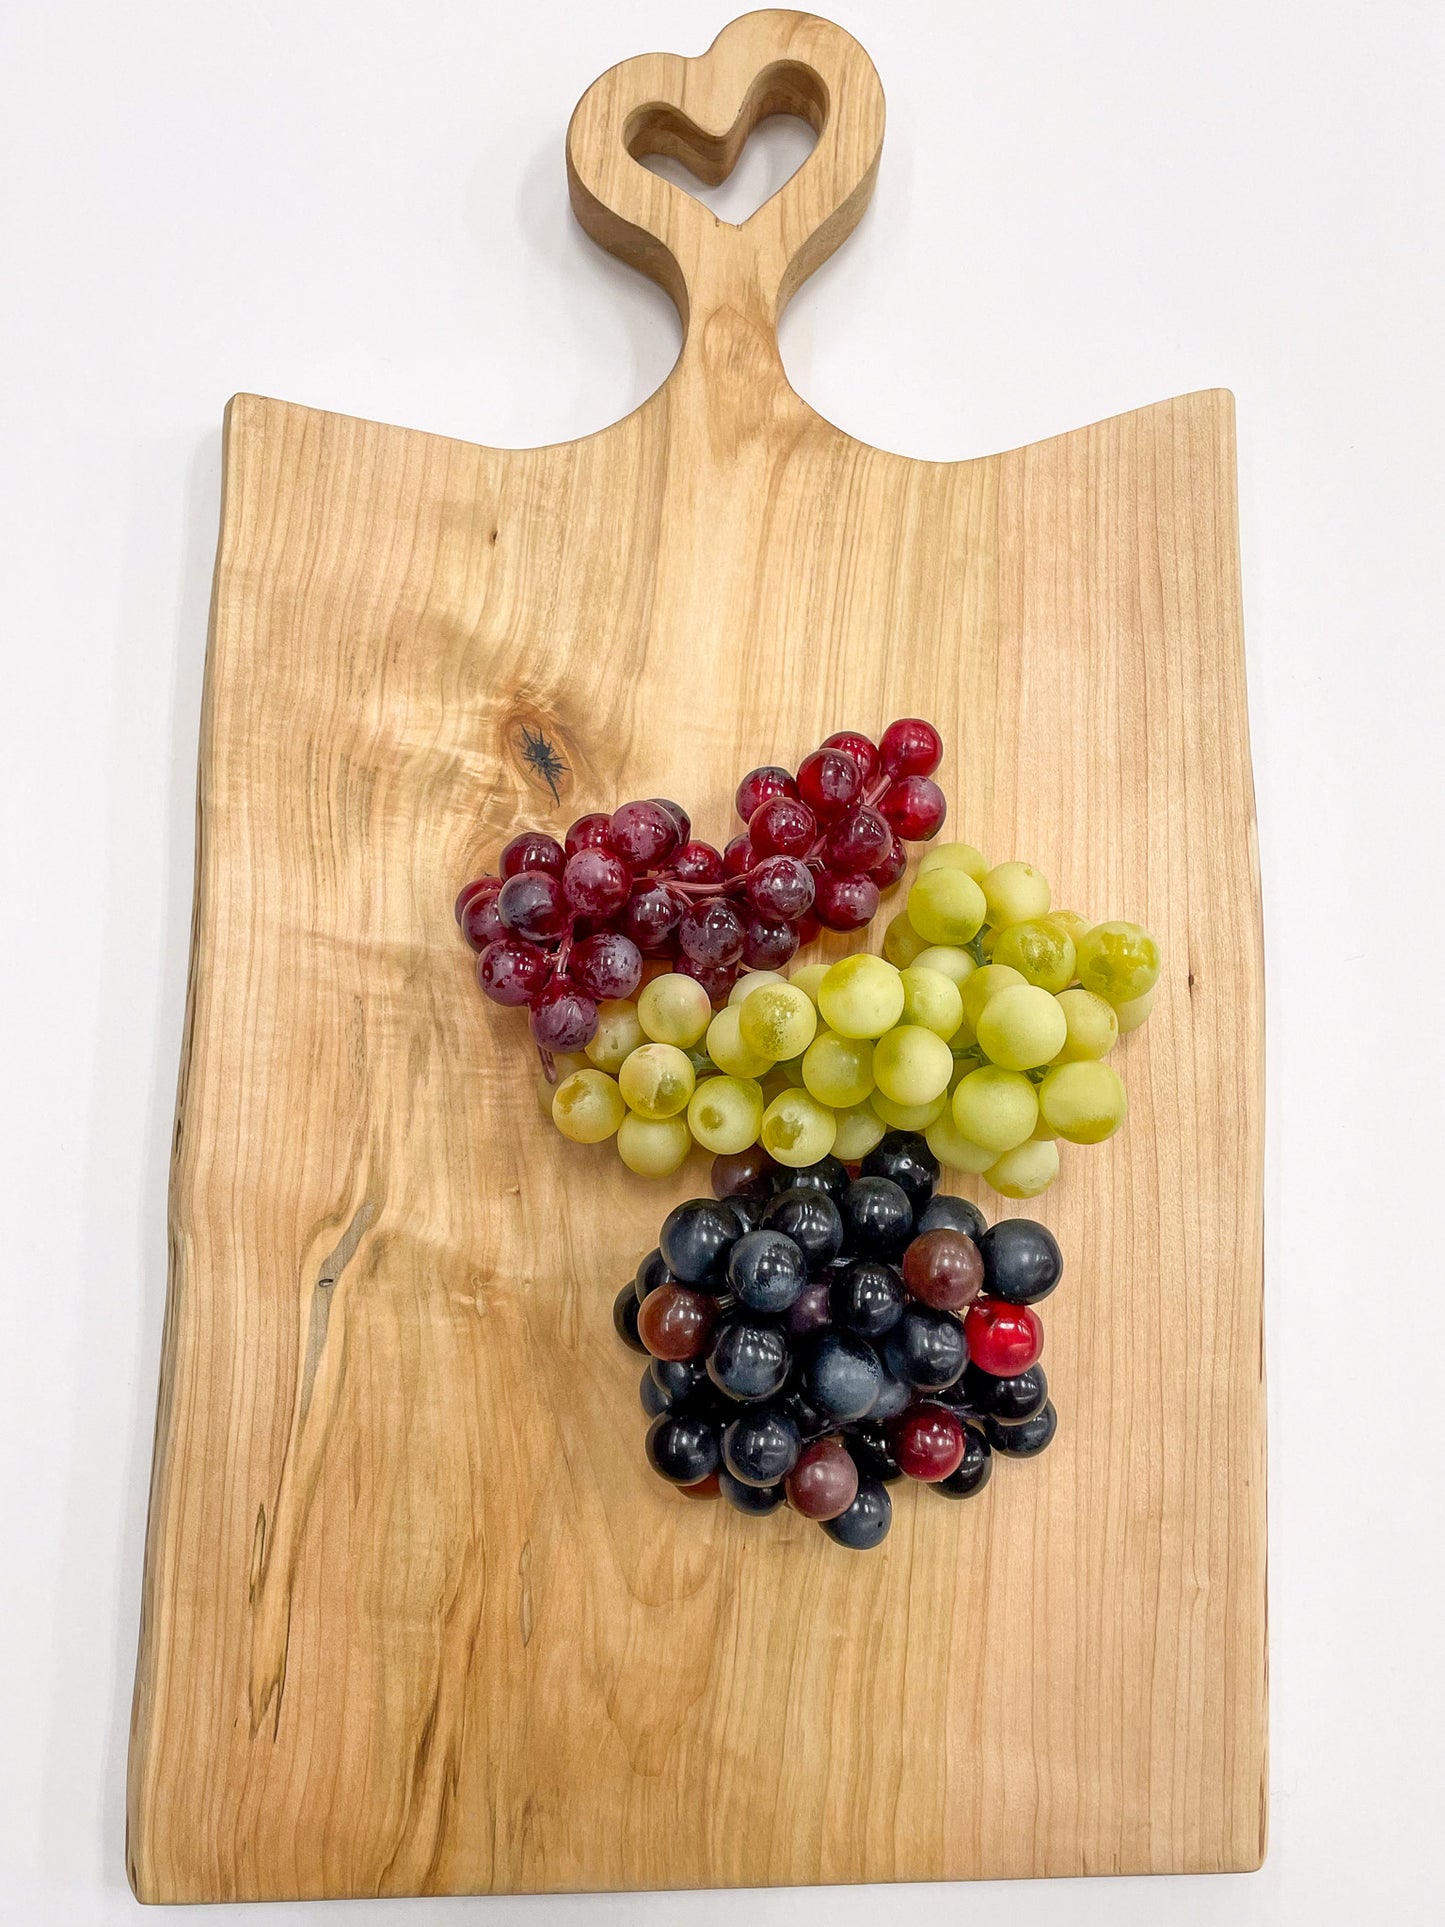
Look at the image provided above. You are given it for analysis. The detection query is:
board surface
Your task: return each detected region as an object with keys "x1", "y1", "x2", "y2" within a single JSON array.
[{"x1": 128, "y1": 10, "x2": 1266, "y2": 1901}]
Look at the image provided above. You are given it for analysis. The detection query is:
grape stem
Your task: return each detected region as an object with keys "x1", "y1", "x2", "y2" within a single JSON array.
[{"x1": 537, "y1": 1045, "x2": 558, "y2": 1082}]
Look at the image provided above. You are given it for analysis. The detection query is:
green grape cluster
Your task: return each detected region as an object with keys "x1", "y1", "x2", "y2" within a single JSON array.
[{"x1": 544, "y1": 846, "x2": 1159, "y2": 1195}]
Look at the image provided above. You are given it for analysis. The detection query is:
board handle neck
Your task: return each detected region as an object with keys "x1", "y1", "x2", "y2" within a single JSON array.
[{"x1": 566, "y1": 10, "x2": 885, "y2": 351}]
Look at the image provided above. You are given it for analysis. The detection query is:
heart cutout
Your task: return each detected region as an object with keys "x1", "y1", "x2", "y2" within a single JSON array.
[{"x1": 637, "y1": 111, "x2": 819, "y2": 226}]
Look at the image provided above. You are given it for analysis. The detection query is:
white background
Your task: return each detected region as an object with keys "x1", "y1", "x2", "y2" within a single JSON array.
[{"x1": 3, "y1": 1, "x2": 1442, "y2": 1921}]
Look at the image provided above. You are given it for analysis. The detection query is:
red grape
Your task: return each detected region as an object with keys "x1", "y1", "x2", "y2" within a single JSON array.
[
  {"x1": 672, "y1": 839, "x2": 725, "y2": 884},
  {"x1": 735, "y1": 765, "x2": 797, "y2": 822},
  {"x1": 678, "y1": 899, "x2": 745, "y2": 966},
  {"x1": 477, "y1": 937, "x2": 552, "y2": 1006},
  {"x1": 570, "y1": 931, "x2": 643, "y2": 1000},
  {"x1": 963, "y1": 1299, "x2": 1044, "y2": 1376},
  {"x1": 891, "y1": 1404, "x2": 966, "y2": 1482},
  {"x1": 902, "y1": 1229, "x2": 984, "y2": 1310},
  {"x1": 741, "y1": 915, "x2": 800, "y2": 970},
  {"x1": 609, "y1": 799, "x2": 681, "y2": 870},
  {"x1": 785, "y1": 1438, "x2": 859, "y2": 1520},
  {"x1": 621, "y1": 881, "x2": 682, "y2": 954},
  {"x1": 749, "y1": 794, "x2": 817, "y2": 858},
  {"x1": 564, "y1": 812, "x2": 614, "y2": 856},
  {"x1": 794, "y1": 913, "x2": 821, "y2": 946},
  {"x1": 821, "y1": 729, "x2": 880, "y2": 786},
  {"x1": 562, "y1": 846, "x2": 630, "y2": 917},
  {"x1": 676, "y1": 955, "x2": 735, "y2": 1005},
  {"x1": 745, "y1": 854, "x2": 815, "y2": 920},
  {"x1": 454, "y1": 873, "x2": 498, "y2": 926},
  {"x1": 498, "y1": 870, "x2": 570, "y2": 941},
  {"x1": 868, "y1": 832, "x2": 909, "y2": 889},
  {"x1": 528, "y1": 982, "x2": 599, "y2": 1051},
  {"x1": 879, "y1": 718, "x2": 943, "y2": 779},
  {"x1": 812, "y1": 870, "x2": 880, "y2": 931},
  {"x1": 879, "y1": 775, "x2": 947, "y2": 841},
  {"x1": 823, "y1": 805, "x2": 891, "y2": 872},
  {"x1": 460, "y1": 881, "x2": 507, "y2": 952},
  {"x1": 796, "y1": 748, "x2": 862, "y2": 823},
  {"x1": 637, "y1": 1285, "x2": 718, "y2": 1361},
  {"x1": 500, "y1": 830, "x2": 565, "y2": 879},
  {"x1": 722, "y1": 833, "x2": 754, "y2": 879},
  {"x1": 651, "y1": 797, "x2": 692, "y2": 844}
]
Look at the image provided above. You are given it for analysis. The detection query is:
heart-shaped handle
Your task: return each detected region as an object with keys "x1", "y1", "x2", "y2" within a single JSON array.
[{"x1": 566, "y1": 10, "x2": 885, "y2": 338}]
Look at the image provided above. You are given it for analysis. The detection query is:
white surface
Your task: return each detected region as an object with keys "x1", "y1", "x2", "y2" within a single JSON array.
[{"x1": 2, "y1": 1, "x2": 1442, "y2": 1920}]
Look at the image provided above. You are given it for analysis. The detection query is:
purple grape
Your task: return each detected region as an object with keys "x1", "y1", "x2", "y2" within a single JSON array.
[
  {"x1": 529, "y1": 982, "x2": 599, "y2": 1050},
  {"x1": 868, "y1": 832, "x2": 909, "y2": 889},
  {"x1": 499, "y1": 830, "x2": 565, "y2": 879},
  {"x1": 651, "y1": 798, "x2": 692, "y2": 844},
  {"x1": 621, "y1": 881, "x2": 683, "y2": 954},
  {"x1": 722, "y1": 834, "x2": 754, "y2": 878},
  {"x1": 812, "y1": 870, "x2": 880, "y2": 931},
  {"x1": 824, "y1": 806, "x2": 891, "y2": 873},
  {"x1": 497, "y1": 870, "x2": 570, "y2": 942},
  {"x1": 609, "y1": 800, "x2": 681, "y2": 870},
  {"x1": 477, "y1": 938, "x2": 552, "y2": 1006},
  {"x1": 735, "y1": 766, "x2": 797, "y2": 822},
  {"x1": 562, "y1": 846, "x2": 630, "y2": 917},
  {"x1": 672, "y1": 840, "x2": 725, "y2": 884},
  {"x1": 741, "y1": 915, "x2": 800, "y2": 970},
  {"x1": 570, "y1": 931, "x2": 643, "y2": 1000},
  {"x1": 745, "y1": 854, "x2": 815, "y2": 920},
  {"x1": 676, "y1": 955, "x2": 735, "y2": 1005},
  {"x1": 678, "y1": 899, "x2": 745, "y2": 966},
  {"x1": 460, "y1": 882, "x2": 507, "y2": 952}
]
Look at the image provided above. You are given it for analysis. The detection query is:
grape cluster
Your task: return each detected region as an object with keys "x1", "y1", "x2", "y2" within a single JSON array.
[
  {"x1": 455, "y1": 721, "x2": 946, "y2": 1066},
  {"x1": 612, "y1": 1135, "x2": 1062, "y2": 1549}
]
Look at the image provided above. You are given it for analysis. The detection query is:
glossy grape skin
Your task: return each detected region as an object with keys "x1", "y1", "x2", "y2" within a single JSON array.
[
  {"x1": 529, "y1": 983, "x2": 599, "y2": 1051},
  {"x1": 785, "y1": 1277, "x2": 834, "y2": 1337},
  {"x1": 961, "y1": 1361, "x2": 1049, "y2": 1424},
  {"x1": 749, "y1": 795, "x2": 817, "y2": 858},
  {"x1": 722, "y1": 833, "x2": 755, "y2": 878},
  {"x1": 879, "y1": 718, "x2": 943, "y2": 779},
  {"x1": 500, "y1": 830, "x2": 566, "y2": 879},
  {"x1": 679, "y1": 899, "x2": 746, "y2": 966},
  {"x1": 645, "y1": 1412, "x2": 720, "y2": 1485},
  {"x1": 651, "y1": 797, "x2": 692, "y2": 843},
  {"x1": 735, "y1": 765, "x2": 798, "y2": 822},
  {"x1": 455, "y1": 873, "x2": 497, "y2": 925},
  {"x1": 617, "y1": 882, "x2": 680, "y2": 955},
  {"x1": 846, "y1": 1420, "x2": 903, "y2": 1482},
  {"x1": 902, "y1": 1228, "x2": 984, "y2": 1311},
  {"x1": 820, "y1": 729, "x2": 880, "y2": 784},
  {"x1": 781, "y1": 1155, "x2": 850, "y2": 1201},
  {"x1": 746, "y1": 854, "x2": 815, "y2": 919},
  {"x1": 880, "y1": 775, "x2": 947, "y2": 841},
  {"x1": 727, "y1": 1228, "x2": 807, "y2": 1313},
  {"x1": 634, "y1": 1247, "x2": 673, "y2": 1302},
  {"x1": 640, "y1": 1367, "x2": 670, "y2": 1419},
  {"x1": 829, "y1": 1259, "x2": 906, "y2": 1339},
  {"x1": 917, "y1": 1194, "x2": 987, "y2": 1242},
  {"x1": 569, "y1": 931, "x2": 643, "y2": 1001},
  {"x1": 677, "y1": 956, "x2": 736, "y2": 1006},
  {"x1": 459, "y1": 880, "x2": 507, "y2": 951},
  {"x1": 869, "y1": 1365, "x2": 913, "y2": 1420},
  {"x1": 720, "y1": 1471, "x2": 787, "y2": 1514},
  {"x1": 891, "y1": 1402, "x2": 966, "y2": 1481},
  {"x1": 669, "y1": 838, "x2": 724, "y2": 885},
  {"x1": 613, "y1": 1282, "x2": 647, "y2": 1353},
  {"x1": 477, "y1": 937, "x2": 552, "y2": 1006},
  {"x1": 812, "y1": 870, "x2": 880, "y2": 931},
  {"x1": 762, "y1": 1188, "x2": 845, "y2": 1269},
  {"x1": 710, "y1": 1145, "x2": 778, "y2": 1205},
  {"x1": 963, "y1": 1298, "x2": 1044, "y2": 1376},
  {"x1": 822, "y1": 1477, "x2": 892, "y2": 1549},
  {"x1": 564, "y1": 812, "x2": 613, "y2": 857},
  {"x1": 933, "y1": 1425, "x2": 993, "y2": 1497},
  {"x1": 868, "y1": 832, "x2": 909, "y2": 889},
  {"x1": 741, "y1": 915, "x2": 800, "y2": 970},
  {"x1": 708, "y1": 1321, "x2": 791, "y2": 1402},
  {"x1": 839, "y1": 1177, "x2": 914, "y2": 1260},
  {"x1": 883, "y1": 1306, "x2": 967, "y2": 1390},
  {"x1": 796, "y1": 748, "x2": 863, "y2": 822},
  {"x1": 637, "y1": 1285, "x2": 718, "y2": 1361},
  {"x1": 562, "y1": 847, "x2": 629, "y2": 920},
  {"x1": 802, "y1": 1331, "x2": 882, "y2": 1423},
  {"x1": 777, "y1": 1385, "x2": 833, "y2": 1439},
  {"x1": 982, "y1": 1399, "x2": 1057, "y2": 1456},
  {"x1": 824, "y1": 805, "x2": 892, "y2": 872},
  {"x1": 647, "y1": 1355, "x2": 712, "y2": 1412},
  {"x1": 609, "y1": 799, "x2": 681, "y2": 870},
  {"x1": 785, "y1": 1437, "x2": 859, "y2": 1520},
  {"x1": 722, "y1": 1407, "x2": 802, "y2": 1485},
  {"x1": 498, "y1": 871, "x2": 569, "y2": 942},
  {"x1": 659, "y1": 1199, "x2": 743, "y2": 1285},
  {"x1": 976, "y1": 1218, "x2": 1063, "y2": 1304},
  {"x1": 861, "y1": 1131, "x2": 940, "y2": 1211}
]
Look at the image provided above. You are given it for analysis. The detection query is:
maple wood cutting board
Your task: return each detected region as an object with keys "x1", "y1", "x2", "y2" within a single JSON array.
[{"x1": 127, "y1": 9, "x2": 1266, "y2": 1901}]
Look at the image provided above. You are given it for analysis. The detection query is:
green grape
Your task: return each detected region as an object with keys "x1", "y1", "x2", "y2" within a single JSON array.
[
  {"x1": 1113, "y1": 985, "x2": 1156, "y2": 1033},
  {"x1": 985, "y1": 1137, "x2": 1060, "y2": 1198},
  {"x1": 551, "y1": 1068, "x2": 626, "y2": 1143},
  {"x1": 991, "y1": 919, "x2": 1077, "y2": 994},
  {"x1": 898, "y1": 966, "x2": 965, "y2": 1039},
  {"x1": 739, "y1": 983, "x2": 818, "y2": 1061},
  {"x1": 981, "y1": 860, "x2": 1051, "y2": 928},
  {"x1": 637, "y1": 972, "x2": 713, "y2": 1048},
  {"x1": 832, "y1": 1099, "x2": 887, "y2": 1160},
  {"x1": 617, "y1": 1111, "x2": 692, "y2": 1177},
  {"x1": 778, "y1": 1053, "x2": 809, "y2": 1088},
  {"x1": 951, "y1": 1065, "x2": 1038, "y2": 1154},
  {"x1": 911, "y1": 944, "x2": 977, "y2": 989},
  {"x1": 907, "y1": 868, "x2": 987, "y2": 945},
  {"x1": 873, "y1": 1023, "x2": 954, "y2": 1105},
  {"x1": 586, "y1": 998, "x2": 644, "y2": 1072},
  {"x1": 706, "y1": 1005, "x2": 773, "y2": 1078},
  {"x1": 882, "y1": 912, "x2": 929, "y2": 967},
  {"x1": 960, "y1": 961, "x2": 1026, "y2": 1032},
  {"x1": 918, "y1": 841, "x2": 987, "y2": 882},
  {"x1": 1029, "y1": 1110, "x2": 1059, "y2": 1141},
  {"x1": 536, "y1": 1053, "x2": 589, "y2": 1114},
  {"x1": 728, "y1": 969, "x2": 788, "y2": 1008},
  {"x1": 975, "y1": 984, "x2": 1069, "y2": 1071},
  {"x1": 872, "y1": 1089, "x2": 948, "y2": 1131},
  {"x1": 818, "y1": 953, "x2": 906, "y2": 1038},
  {"x1": 1074, "y1": 921, "x2": 1161, "y2": 1005},
  {"x1": 925, "y1": 1110, "x2": 997, "y2": 1173},
  {"x1": 617, "y1": 1043, "x2": 695, "y2": 1120},
  {"x1": 1053, "y1": 987, "x2": 1119, "y2": 1061},
  {"x1": 760, "y1": 1088, "x2": 838, "y2": 1167},
  {"x1": 789, "y1": 962, "x2": 830, "y2": 1006},
  {"x1": 1045, "y1": 909, "x2": 1093, "y2": 946},
  {"x1": 687, "y1": 1074, "x2": 765, "y2": 1154},
  {"x1": 1038, "y1": 1061, "x2": 1128, "y2": 1143},
  {"x1": 802, "y1": 1031, "x2": 876, "y2": 1108}
]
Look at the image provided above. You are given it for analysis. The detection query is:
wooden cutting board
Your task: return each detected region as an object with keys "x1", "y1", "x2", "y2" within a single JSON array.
[{"x1": 127, "y1": 9, "x2": 1266, "y2": 1901}]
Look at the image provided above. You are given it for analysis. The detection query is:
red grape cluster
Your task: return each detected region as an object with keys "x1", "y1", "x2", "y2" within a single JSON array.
[
  {"x1": 454, "y1": 720, "x2": 947, "y2": 1058},
  {"x1": 612, "y1": 1133, "x2": 1062, "y2": 1550}
]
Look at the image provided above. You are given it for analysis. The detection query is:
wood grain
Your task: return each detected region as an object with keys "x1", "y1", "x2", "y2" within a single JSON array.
[{"x1": 127, "y1": 9, "x2": 1266, "y2": 1901}]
